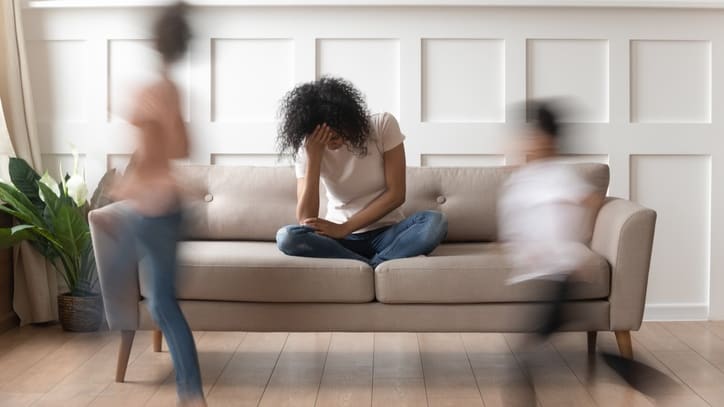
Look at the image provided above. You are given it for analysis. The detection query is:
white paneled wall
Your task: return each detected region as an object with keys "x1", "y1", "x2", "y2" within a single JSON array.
[
  {"x1": 422, "y1": 39, "x2": 505, "y2": 123},
  {"x1": 630, "y1": 155, "x2": 712, "y2": 320},
  {"x1": 212, "y1": 39, "x2": 294, "y2": 123},
  {"x1": 22, "y1": 4, "x2": 724, "y2": 320},
  {"x1": 630, "y1": 40, "x2": 712, "y2": 123},
  {"x1": 317, "y1": 39, "x2": 401, "y2": 117},
  {"x1": 526, "y1": 39, "x2": 609, "y2": 123},
  {"x1": 26, "y1": 40, "x2": 88, "y2": 123}
]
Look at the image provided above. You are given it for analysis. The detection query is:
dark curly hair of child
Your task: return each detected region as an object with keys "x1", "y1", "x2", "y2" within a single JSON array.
[
  {"x1": 277, "y1": 76, "x2": 371, "y2": 160},
  {"x1": 154, "y1": 2, "x2": 191, "y2": 64},
  {"x1": 530, "y1": 101, "x2": 561, "y2": 139}
]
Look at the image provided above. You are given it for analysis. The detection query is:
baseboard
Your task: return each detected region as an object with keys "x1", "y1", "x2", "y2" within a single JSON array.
[
  {"x1": 643, "y1": 303, "x2": 709, "y2": 321},
  {"x1": 0, "y1": 311, "x2": 19, "y2": 333}
]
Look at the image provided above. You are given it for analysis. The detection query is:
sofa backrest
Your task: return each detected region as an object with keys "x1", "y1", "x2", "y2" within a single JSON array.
[
  {"x1": 177, "y1": 163, "x2": 610, "y2": 242},
  {"x1": 402, "y1": 165, "x2": 609, "y2": 241}
]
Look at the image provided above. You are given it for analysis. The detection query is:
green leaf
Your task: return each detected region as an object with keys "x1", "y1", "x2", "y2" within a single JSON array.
[
  {"x1": 0, "y1": 203, "x2": 25, "y2": 221},
  {"x1": 0, "y1": 183, "x2": 45, "y2": 226},
  {"x1": 9, "y1": 158, "x2": 43, "y2": 211},
  {"x1": 52, "y1": 251, "x2": 75, "y2": 294},
  {"x1": 72, "y1": 245, "x2": 98, "y2": 296},
  {"x1": 12, "y1": 224, "x2": 34, "y2": 234},
  {"x1": 3, "y1": 159, "x2": 97, "y2": 295},
  {"x1": 0, "y1": 225, "x2": 36, "y2": 249},
  {"x1": 39, "y1": 182, "x2": 62, "y2": 219},
  {"x1": 51, "y1": 205, "x2": 89, "y2": 261}
]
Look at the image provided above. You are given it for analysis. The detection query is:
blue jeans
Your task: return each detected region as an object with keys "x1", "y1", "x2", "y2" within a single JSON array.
[
  {"x1": 107, "y1": 207, "x2": 203, "y2": 402},
  {"x1": 276, "y1": 210, "x2": 448, "y2": 268}
]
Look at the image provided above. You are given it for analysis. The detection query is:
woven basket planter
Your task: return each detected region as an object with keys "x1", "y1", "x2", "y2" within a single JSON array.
[{"x1": 57, "y1": 293, "x2": 103, "y2": 332}]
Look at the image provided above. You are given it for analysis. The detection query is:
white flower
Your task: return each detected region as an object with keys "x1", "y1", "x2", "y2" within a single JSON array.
[
  {"x1": 39, "y1": 172, "x2": 60, "y2": 203},
  {"x1": 66, "y1": 174, "x2": 88, "y2": 207},
  {"x1": 55, "y1": 144, "x2": 88, "y2": 206},
  {"x1": 71, "y1": 145, "x2": 80, "y2": 175}
]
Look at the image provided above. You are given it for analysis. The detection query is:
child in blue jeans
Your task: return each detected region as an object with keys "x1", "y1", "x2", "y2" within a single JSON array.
[{"x1": 98, "y1": 3, "x2": 206, "y2": 406}]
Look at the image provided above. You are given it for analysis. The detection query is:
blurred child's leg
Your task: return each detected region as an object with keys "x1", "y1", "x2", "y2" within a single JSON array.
[{"x1": 136, "y1": 211, "x2": 204, "y2": 403}]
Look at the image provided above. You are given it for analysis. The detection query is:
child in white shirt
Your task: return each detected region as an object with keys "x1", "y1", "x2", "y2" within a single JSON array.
[{"x1": 498, "y1": 102, "x2": 602, "y2": 335}]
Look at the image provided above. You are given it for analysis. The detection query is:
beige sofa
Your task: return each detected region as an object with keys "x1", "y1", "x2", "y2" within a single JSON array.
[{"x1": 90, "y1": 163, "x2": 656, "y2": 382}]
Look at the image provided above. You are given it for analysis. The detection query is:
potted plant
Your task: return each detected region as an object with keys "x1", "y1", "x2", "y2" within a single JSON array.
[{"x1": 0, "y1": 153, "x2": 107, "y2": 331}]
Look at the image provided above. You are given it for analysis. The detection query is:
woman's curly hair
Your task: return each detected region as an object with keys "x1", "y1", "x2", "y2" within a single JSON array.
[
  {"x1": 154, "y1": 2, "x2": 191, "y2": 64},
  {"x1": 277, "y1": 76, "x2": 371, "y2": 160}
]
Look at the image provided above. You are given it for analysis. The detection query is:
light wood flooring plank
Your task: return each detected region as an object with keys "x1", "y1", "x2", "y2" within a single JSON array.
[
  {"x1": 144, "y1": 331, "x2": 246, "y2": 406},
  {"x1": 0, "y1": 325, "x2": 43, "y2": 359},
  {"x1": 663, "y1": 322, "x2": 724, "y2": 372},
  {"x1": 462, "y1": 332, "x2": 539, "y2": 407},
  {"x1": 205, "y1": 332, "x2": 288, "y2": 407},
  {"x1": 0, "y1": 392, "x2": 44, "y2": 407},
  {"x1": 315, "y1": 332, "x2": 374, "y2": 407},
  {"x1": 0, "y1": 325, "x2": 74, "y2": 386},
  {"x1": 648, "y1": 349, "x2": 724, "y2": 406},
  {"x1": 551, "y1": 332, "x2": 658, "y2": 407},
  {"x1": 0, "y1": 331, "x2": 112, "y2": 395},
  {"x1": 372, "y1": 333, "x2": 428, "y2": 407},
  {"x1": 504, "y1": 333, "x2": 597, "y2": 407},
  {"x1": 32, "y1": 330, "x2": 151, "y2": 407},
  {"x1": 87, "y1": 331, "x2": 205, "y2": 407},
  {"x1": 631, "y1": 322, "x2": 689, "y2": 352},
  {"x1": 0, "y1": 323, "x2": 722, "y2": 407},
  {"x1": 418, "y1": 333, "x2": 484, "y2": 407},
  {"x1": 257, "y1": 333, "x2": 331, "y2": 407}
]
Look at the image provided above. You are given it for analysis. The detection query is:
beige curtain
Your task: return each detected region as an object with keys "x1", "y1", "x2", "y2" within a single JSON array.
[
  {"x1": 0, "y1": 99, "x2": 14, "y2": 181},
  {"x1": 1, "y1": 0, "x2": 57, "y2": 325}
]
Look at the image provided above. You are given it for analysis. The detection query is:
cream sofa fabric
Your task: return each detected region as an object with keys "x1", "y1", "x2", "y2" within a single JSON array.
[
  {"x1": 138, "y1": 301, "x2": 611, "y2": 333},
  {"x1": 91, "y1": 163, "x2": 656, "y2": 336},
  {"x1": 140, "y1": 241, "x2": 375, "y2": 303},
  {"x1": 375, "y1": 242, "x2": 610, "y2": 304}
]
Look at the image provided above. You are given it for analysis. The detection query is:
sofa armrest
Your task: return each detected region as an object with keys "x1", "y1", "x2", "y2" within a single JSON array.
[
  {"x1": 591, "y1": 197, "x2": 657, "y2": 331},
  {"x1": 89, "y1": 202, "x2": 139, "y2": 331}
]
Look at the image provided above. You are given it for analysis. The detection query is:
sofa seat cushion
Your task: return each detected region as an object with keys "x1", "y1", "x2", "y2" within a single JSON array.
[
  {"x1": 139, "y1": 241, "x2": 375, "y2": 303},
  {"x1": 374, "y1": 243, "x2": 610, "y2": 304}
]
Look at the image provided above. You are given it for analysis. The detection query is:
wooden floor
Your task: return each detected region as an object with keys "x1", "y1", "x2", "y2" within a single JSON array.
[{"x1": 0, "y1": 322, "x2": 723, "y2": 406}]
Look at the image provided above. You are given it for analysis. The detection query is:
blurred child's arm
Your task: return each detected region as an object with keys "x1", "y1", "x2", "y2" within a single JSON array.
[{"x1": 165, "y1": 84, "x2": 189, "y2": 160}]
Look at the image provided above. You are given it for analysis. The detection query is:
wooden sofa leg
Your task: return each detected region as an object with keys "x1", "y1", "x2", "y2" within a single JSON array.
[
  {"x1": 153, "y1": 329, "x2": 162, "y2": 352},
  {"x1": 615, "y1": 330, "x2": 633, "y2": 359},
  {"x1": 116, "y1": 330, "x2": 136, "y2": 383},
  {"x1": 587, "y1": 331, "x2": 597, "y2": 354}
]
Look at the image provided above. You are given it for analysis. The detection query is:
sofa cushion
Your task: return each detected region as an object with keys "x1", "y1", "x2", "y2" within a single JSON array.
[
  {"x1": 374, "y1": 243, "x2": 610, "y2": 304},
  {"x1": 139, "y1": 241, "x2": 375, "y2": 303},
  {"x1": 178, "y1": 165, "x2": 298, "y2": 241}
]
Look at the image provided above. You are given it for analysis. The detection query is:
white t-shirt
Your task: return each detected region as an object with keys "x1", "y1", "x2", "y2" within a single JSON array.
[
  {"x1": 498, "y1": 160, "x2": 596, "y2": 283},
  {"x1": 295, "y1": 112, "x2": 406, "y2": 233}
]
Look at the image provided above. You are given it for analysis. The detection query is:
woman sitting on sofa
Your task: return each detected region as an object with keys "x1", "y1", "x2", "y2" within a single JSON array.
[{"x1": 275, "y1": 76, "x2": 447, "y2": 268}]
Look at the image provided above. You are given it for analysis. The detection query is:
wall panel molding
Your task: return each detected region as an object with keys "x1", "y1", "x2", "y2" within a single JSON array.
[
  {"x1": 26, "y1": 1, "x2": 724, "y2": 9},
  {"x1": 23, "y1": 5, "x2": 724, "y2": 320}
]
